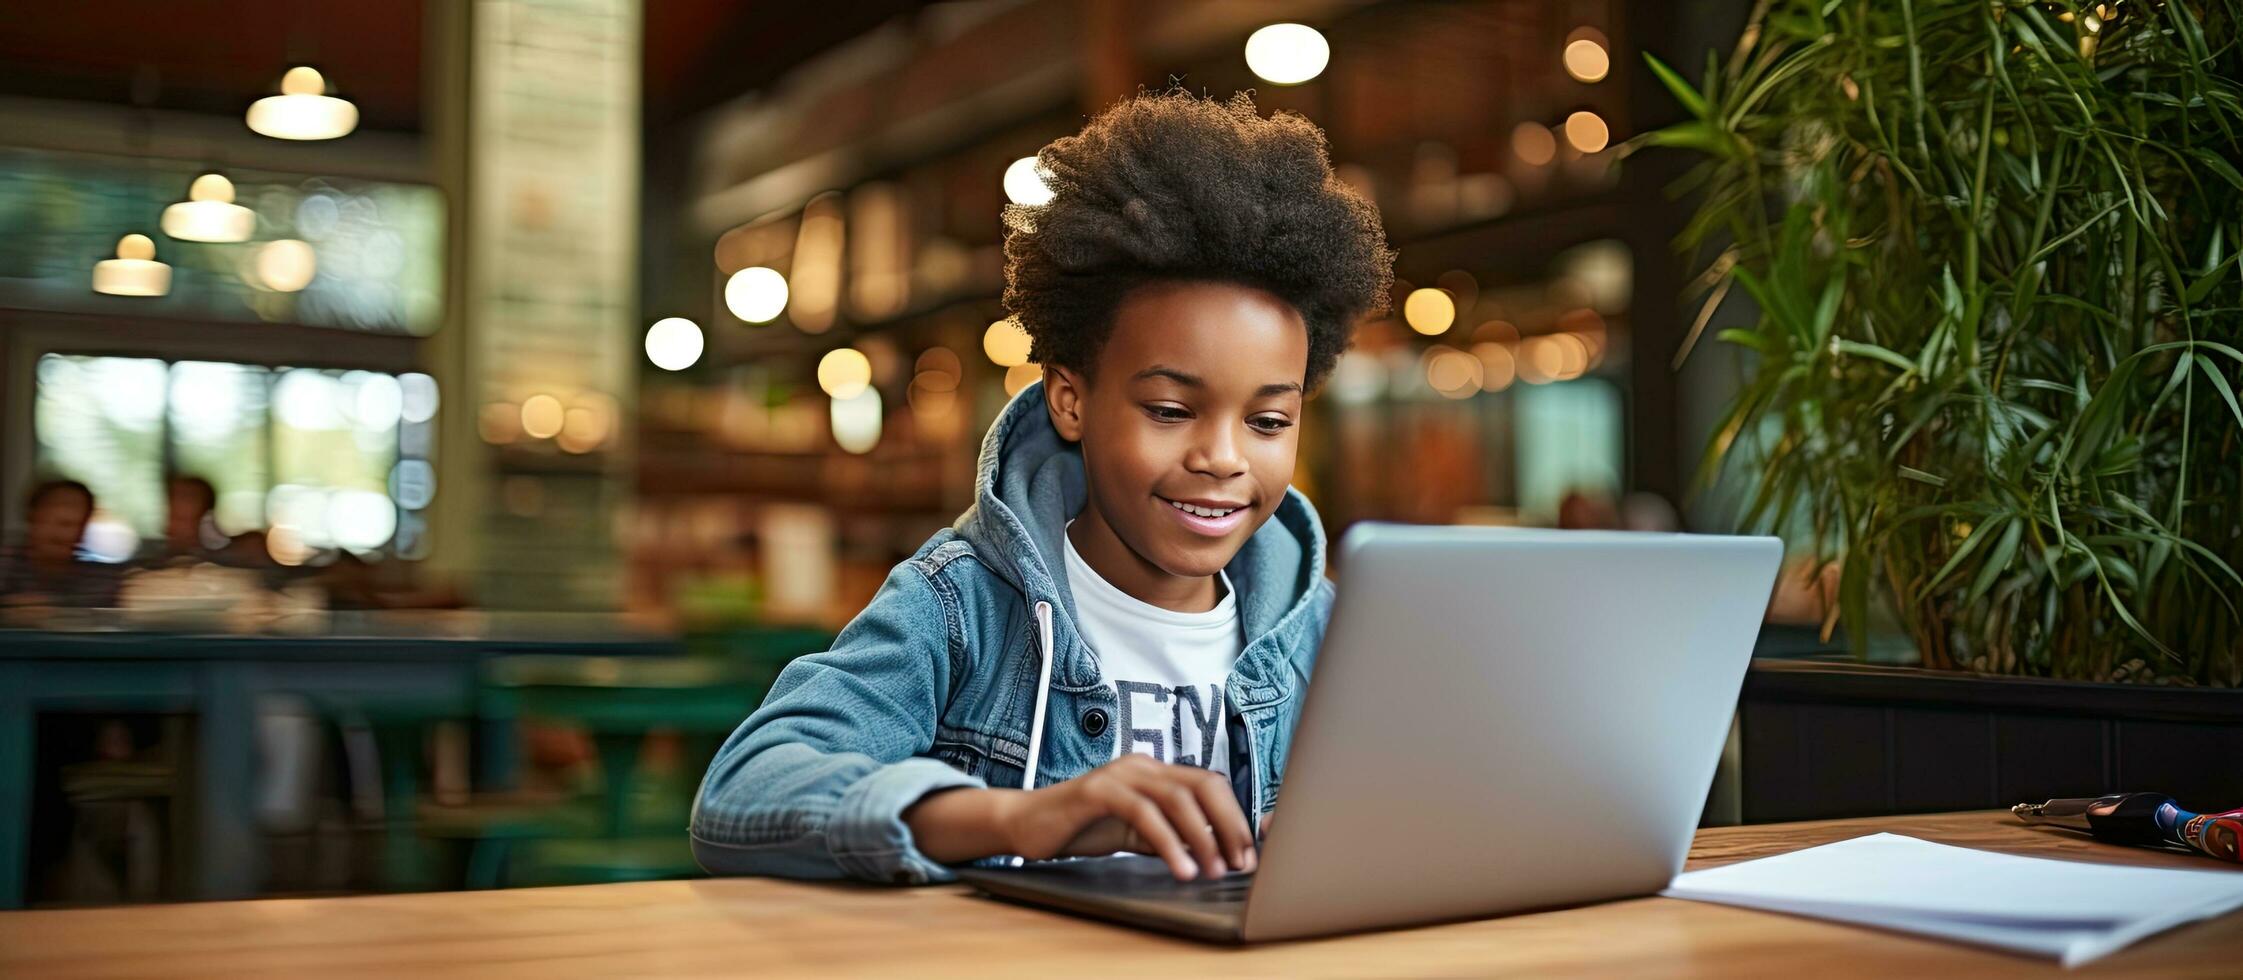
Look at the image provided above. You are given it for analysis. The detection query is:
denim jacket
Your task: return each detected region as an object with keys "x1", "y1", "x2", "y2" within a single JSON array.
[{"x1": 691, "y1": 382, "x2": 1335, "y2": 883}]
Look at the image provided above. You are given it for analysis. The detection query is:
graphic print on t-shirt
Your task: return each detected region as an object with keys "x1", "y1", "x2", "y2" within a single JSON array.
[
  {"x1": 1063, "y1": 525, "x2": 1243, "y2": 778},
  {"x1": 1114, "y1": 680, "x2": 1225, "y2": 768}
]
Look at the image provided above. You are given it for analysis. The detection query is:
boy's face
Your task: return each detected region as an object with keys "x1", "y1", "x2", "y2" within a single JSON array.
[{"x1": 1046, "y1": 280, "x2": 1309, "y2": 588}]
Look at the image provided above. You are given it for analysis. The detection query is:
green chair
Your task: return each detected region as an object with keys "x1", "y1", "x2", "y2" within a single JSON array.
[
  {"x1": 473, "y1": 655, "x2": 764, "y2": 887},
  {"x1": 310, "y1": 692, "x2": 471, "y2": 893}
]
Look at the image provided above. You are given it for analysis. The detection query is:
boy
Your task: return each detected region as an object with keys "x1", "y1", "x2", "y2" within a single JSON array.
[{"x1": 693, "y1": 90, "x2": 1393, "y2": 884}]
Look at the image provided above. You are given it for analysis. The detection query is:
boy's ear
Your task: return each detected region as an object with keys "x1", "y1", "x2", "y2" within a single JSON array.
[{"x1": 1043, "y1": 366, "x2": 1087, "y2": 442}]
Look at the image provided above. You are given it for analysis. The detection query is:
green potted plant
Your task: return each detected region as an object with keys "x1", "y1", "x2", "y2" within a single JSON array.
[{"x1": 1644, "y1": 0, "x2": 2243, "y2": 820}]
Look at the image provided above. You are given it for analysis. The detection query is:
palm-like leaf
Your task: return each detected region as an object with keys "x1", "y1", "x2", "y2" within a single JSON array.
[{"x1": 1647, "y1": 0, "x2": 2243, "y2": 684}]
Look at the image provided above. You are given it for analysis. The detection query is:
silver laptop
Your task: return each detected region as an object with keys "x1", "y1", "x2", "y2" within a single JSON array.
[{"x1": 960, "y1": 523, "x2": 1783, "y2": 942}]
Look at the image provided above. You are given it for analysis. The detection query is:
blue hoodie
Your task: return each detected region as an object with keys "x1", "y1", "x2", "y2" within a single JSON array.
[{"x1": 690, "y1": 382, "x2": 1334, "y2": 884}]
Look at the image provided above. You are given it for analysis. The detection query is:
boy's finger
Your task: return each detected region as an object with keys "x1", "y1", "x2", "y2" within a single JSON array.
[
  {"x1": 1111, "y1": 792, "x2": 1196, "y2": 880},
  {"x1": 1138, "y1": 775, "x2": 1225, "y2": 879},
  {"x1": 1194, "y1": 775, "x2": 1254, "y2": 871}
]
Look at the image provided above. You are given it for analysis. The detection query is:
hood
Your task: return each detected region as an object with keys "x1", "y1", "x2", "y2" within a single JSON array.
[{"x1": 953, "y1": 380, "x2": 1328, "y2": 689}]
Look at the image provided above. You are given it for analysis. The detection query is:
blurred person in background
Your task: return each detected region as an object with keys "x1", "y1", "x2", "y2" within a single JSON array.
[
  {"x1": 694, "y1": 90, "x2": 1394, "y2": 886},
  {"x1": 1556, "y1": 489, "x2": 1678, "y2": 533},
  {"x1": 1, "y1": 479, "x2": 121, "y2": 619},
  {"x1": 1557, "y1": 489, "x2": 1621, "y2": 531},
  {"x1": 134, "y1": 475, "x2": 221, "y2": 567}
]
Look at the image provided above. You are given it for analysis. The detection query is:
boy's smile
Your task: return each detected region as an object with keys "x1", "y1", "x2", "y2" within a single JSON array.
[
  {"x1": 1044, "y1": 280, "x2": 1310, "y2": 613},
  {"x1": 1159, "y1": 495, "x2": 1251, "y2": 537}
]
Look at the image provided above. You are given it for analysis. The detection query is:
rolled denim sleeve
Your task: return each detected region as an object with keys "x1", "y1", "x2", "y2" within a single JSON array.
[{"x1": 690, "y1": 559, "x2": 984, "y2": 884}]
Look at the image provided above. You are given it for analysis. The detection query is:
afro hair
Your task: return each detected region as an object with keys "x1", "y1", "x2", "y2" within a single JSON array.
[{"x1": 1001, "y1": 89, "x2": 1394, "y2": 391}]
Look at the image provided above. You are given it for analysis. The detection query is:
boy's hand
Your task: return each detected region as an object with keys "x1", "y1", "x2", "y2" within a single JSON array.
[{"x1": 998, "y1": 754, "x2": 1255, "y2": 880}]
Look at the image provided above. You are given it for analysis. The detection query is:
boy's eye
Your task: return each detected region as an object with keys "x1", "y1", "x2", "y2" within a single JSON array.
[
  {"x1": 1249, "y1": 414, "x2": 1294, "y2": 434},
  {"x1": 1144, "y1": 404, "x2": 1191, "y2": 422}
]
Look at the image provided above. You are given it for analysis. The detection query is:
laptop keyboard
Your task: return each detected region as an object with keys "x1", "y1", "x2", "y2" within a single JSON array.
[
  {"x1": 1017, "y1": 854, "x2": 1256, "y2": 905},
  {"x1": 1187, "y1": 876, "x2": 1254, "y2": 903}
]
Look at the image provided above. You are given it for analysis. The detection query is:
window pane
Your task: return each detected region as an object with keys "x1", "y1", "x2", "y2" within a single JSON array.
[
  {"x1": 169, "y1": 361, "x2": 273, "y2": 535},
  {"x1": 1516, "y1": 378, "x2": 1623, "y2": 524},
  {"x1": 270, "y1": 368, "x2": 401, "y2": 552},
  {"x1": 33, "y1": 354, "x2": 167, "y2": 558},
  {"x1": 34, "y1": 356, "x2": 420, "y2": 562}
]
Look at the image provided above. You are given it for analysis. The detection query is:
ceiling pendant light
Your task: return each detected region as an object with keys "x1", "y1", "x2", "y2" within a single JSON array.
[
  {"x1": 161, "y1": 173, "x2": 255, "y2": 242},
  {"x1": 246, "y1": 66, "x2": 358, "y2": 140},
  {"x1": 92, "y1": 234, "x2": 172, "y2": 296}
]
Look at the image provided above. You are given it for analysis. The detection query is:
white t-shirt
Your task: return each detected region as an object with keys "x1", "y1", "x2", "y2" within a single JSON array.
[{"x1": 1063, "y1": 529, "x2": 1242, "y2": 776}]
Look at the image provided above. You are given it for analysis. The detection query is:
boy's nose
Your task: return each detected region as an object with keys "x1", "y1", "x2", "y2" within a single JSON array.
[{"x1": 1185, "y1": 424, "x2": 1248, "y2": 479}]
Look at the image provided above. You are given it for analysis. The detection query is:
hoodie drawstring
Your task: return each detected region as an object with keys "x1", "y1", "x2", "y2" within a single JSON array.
[
  {"x1": 1009, "y1": 601, "x2": 1059, "y2": 869},
  {"x1": 1021, "y1": 600, "x2": 1057, "y2": 792}
]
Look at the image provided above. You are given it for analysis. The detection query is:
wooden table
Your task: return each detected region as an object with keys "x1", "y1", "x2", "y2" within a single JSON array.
[{"x1": 4, "y1": 811, "x2": 2239, "y2": 978}]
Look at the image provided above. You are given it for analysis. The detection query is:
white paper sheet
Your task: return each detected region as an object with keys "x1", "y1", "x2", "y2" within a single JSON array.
[{"x1": 1661, "y1": 833, "x2": 2243, "y2": 966}]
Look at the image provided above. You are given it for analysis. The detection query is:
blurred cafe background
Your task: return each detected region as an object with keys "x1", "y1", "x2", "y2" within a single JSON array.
[{"x1": 0, "y1": 0, "x2": 1761, "y2": 907}]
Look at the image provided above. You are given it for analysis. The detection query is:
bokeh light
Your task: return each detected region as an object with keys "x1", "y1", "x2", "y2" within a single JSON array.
[
  {"x1": 1551, "y1": 332, "x2": 1591, "y2": 378},
  {"x1": 645, "y1": 317, "x2": 704, "y2": 371},
  {"x1": 1512, "y1": 122, "x2": 1558, "y2": 166},
  {"x1": 724, "y1": 266, "x2": 789, "y2": 323},
  {"x1": 267, "y1": 485, "x2": 329, "y2": 549},
  {"x1": 1558, "y1": 240, "x2": 1634, "y2": 314},
  {"x1": 352, "y1": 373, "x2": 403, "y2": 432},
  {"x1": 1564, "y1": 38, "x2": 1611, "y2": 83},
  {"x1": 253, "y1": 239, "x2": 318, "y2": 292},
  {"x1": 1565, "y1": 111, "x2": 1611, "y2": 153},
  {"x1": 1424, "y1": 346, "x2": 1484, "y2": 399},
  {"x1": 830, "y1": 387, "x2": 882, "y2": 454},
  {"x1": 1472, "y1": 342, "x2": 1518, "y2": 392},
  {"x1": 984, "y1": 317, "x2": 1032, "y2": 366},
  {"x1": 559, "y1": 397, "x2": 614, "y2": 454},
  {"x1": 817, "y1": 347, "x2": 873, "y2": 399},
  {"x1": 1003, "y1": 157, "x2": 1055, "y2": 207},
  {"x1": 1521, "y1": 335, "x2": 1563, "y2": 384},
  {"x1": 327, "y1": 490, "x2": 397, "y2": 551},
  {"x1": 1559, "y1": 308, "x2": 1609, "y2": 363},
  {"x1": 520, "y1": 394, "x2": 564, "y2": 439},
  {"x1": 80, "y1": 512, "x2": 141, "y2": 563},
  {"x1": 399, "y1": 373, "x2": 439, "y2": 424},
  {"x1": 389, "y1": 459, "x2": 436, "y2": 509},
  {"x1": 1244, "y1": 23, "x2": 1330, "y2": 84},
  {"x1": 1004, "y1": 362, "x2": 1042, "y2": 396},
  {"x1": 1520, "y1": 333, "x2": 1593, "y2": 384},
  {"x1": 1404, "y1": 288, "x2": 1457, "y2": 335},
  {"x1": 274, "y1": 370, "x2": 342, "y2": 430}
]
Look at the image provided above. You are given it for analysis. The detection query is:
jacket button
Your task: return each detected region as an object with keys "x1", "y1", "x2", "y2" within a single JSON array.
[{"x1": 1081, "y1": 707, "x2": 1109, "y2": 737}]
